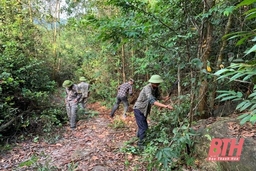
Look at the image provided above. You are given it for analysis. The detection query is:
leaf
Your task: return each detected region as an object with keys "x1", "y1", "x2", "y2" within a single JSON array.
[
  {"x1": 229, "y1": 73, "x2": 246, "y2": 81},
  {"x1": 236, "y1": 101, "x2": 248, "y2": 110},
  {"x1": 237, "y1": 35, "x2": 251, "y2": 45},
  {"x1": 236, "y1": 0, "x2": 255, "y2": 8},
  {"x1": 223, "y1": 6, "x2": 235, "y2": 16},
  {"x1": 248, "y1": 92, "x2": 256, "y2": 98},
  {"x1": 249, "y1": 103, "x2": 256, "y2": 111},
  {"x1": 216, "y1": 72, "x2": 236, "y2": 80},
  {"x1": 236, "y1": 92, "x2": 243, "y2": 98},
  {"x1": 220, "y1": 95, "x2": 239, "y2": 101},
  {"x1": 156, "y1": 151, "x2": 163, "y2": 160},
  {"x1": 249, "y1": 114, "x2": 256, "y2": 123},
  {"x1": 232, "y1": 58, "x2": 245, "y2": 62},
  {"x1": 240, "y1": 101, "x2": 252, "y2": 111},
  {"x1": 237, "y1": 113, "x2": 249, "y2": 119},
  {"x1": 245, "y1": 44, "x2": 256, "y2": 56},
  {"x1": 251, "y1": 109, "x2": 256, "y2": 115},
  {"x1": 204, "y1": 134, "x2": 212, "y2": 141},
  {"x1": 214, "y1": 68, "x2": 229, "y2": 76},
  {"x1": 245, "y1": 10, "x2": 256, "y2": 20},
  {"x1": 216, "y1": 91, "x2": 236, "y2": 100},
  {"x1": 163, "y1": 148, "x2": 173, "y2": 158},
  {"x1": 190, "y1": 58, "x2": 203, "y2": 69},
  {"x1": 243, "y1": 74, "x2": 253, "y2": 81},
  {"x1": 240, "y1": 114, "x2": 251, "y2": 125}
]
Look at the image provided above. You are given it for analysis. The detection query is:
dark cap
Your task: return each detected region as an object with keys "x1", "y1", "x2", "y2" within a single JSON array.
[{"x1": 129, "y1": 78, "x2": 134, "y2": 82}]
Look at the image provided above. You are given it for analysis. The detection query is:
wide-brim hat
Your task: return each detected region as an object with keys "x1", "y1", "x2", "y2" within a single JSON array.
[
  {"x1": 79, "y1": 77, "x2": 87, "y2": 82},
  {"x1": 62, "y1": 80, "x2": 73, "y2": 88},
  {"x1": 148, "y1": 75, "x2": 163, "y2": 83}
]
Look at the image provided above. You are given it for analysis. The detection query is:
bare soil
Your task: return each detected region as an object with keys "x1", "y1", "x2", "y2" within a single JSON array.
[{"x1": 0, "y1": 102, "x2": 145, "y2": 171}]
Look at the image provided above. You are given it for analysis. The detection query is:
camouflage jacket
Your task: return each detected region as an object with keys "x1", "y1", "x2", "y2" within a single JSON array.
[
  {"x1": 133, "y1": 84, "x2": 161, "y2": 117},
  {"x1": 65, "y1": 84, "x2": 81, "y2": 102},
  {"x1": 78, "y1": 82, "x2": 90, "y2": 98}
]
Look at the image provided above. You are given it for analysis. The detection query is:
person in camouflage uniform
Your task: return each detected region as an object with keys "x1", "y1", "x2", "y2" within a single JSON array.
[
  {"x1": 77, "y1": 77, "x2": 90, "y2": 111},
  {"x1": 133, "y1": 75, "x2": 173, "y2": 147},
  {"x1": 62, "y1": 80, "x2": 82, "y2": 129}
]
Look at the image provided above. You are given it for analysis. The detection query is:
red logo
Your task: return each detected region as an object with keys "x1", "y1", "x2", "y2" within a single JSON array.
[{"x1": 207, "y1": 138, "x2": 244, "y2": 161}]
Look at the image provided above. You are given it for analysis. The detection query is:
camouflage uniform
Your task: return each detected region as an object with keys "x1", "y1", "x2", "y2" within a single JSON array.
[
  {"x1": 133, "y1": 75, "x2": 166, "y2": 146},
  {"x1": 63, "y1": 80, "x2": 81, "y2": 128},
  {"x1": 78, "y1": 77, "x2": 90, "y2": 110},
  {"x1": 133, "y1": 83, "x2": 161, "y2": 142}
]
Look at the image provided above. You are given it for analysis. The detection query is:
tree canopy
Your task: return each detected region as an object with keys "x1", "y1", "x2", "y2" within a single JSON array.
[{"x1": 1, "y1": 0, "x2": 256, "y2": 170}]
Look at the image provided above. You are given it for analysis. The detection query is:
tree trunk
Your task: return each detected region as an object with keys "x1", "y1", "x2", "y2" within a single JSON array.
[
  {"x1": 121, "y1": 44, "x2": 126, "y2": 82},
  {"x1": 209, "y1": 14, "x2": 232, "y2": 113},
  {"x1": 28, "y1": 0, "x2": 33, "y2": 23},
  {"x1": 177, "y1": 64, "x2": 181, "y2": 105},
  {"x1": 189, "y1": 69, "x2": 196, "y2": 126},
  {"x1": 131, "y1": 46, "x2": 134, "y2": 77},
  {"x1": 198, "y1": 0, "x2": 215, "y2": 118}
]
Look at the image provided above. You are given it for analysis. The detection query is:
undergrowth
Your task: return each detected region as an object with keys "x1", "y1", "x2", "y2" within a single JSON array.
[{"x1": 121, "y1": 96, "x2": 198, "y2": 171}]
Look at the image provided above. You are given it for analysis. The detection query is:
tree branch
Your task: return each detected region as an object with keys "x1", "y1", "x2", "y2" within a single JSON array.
[
  {"x1": 127, "y1": 2, "x2": 178, "y2": 34},
  {"x1": 0, "y1": 110, "x2": 32, "y2": 132}
]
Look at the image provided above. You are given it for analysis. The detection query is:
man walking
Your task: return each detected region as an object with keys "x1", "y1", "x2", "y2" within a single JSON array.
[
  {"x1": 78, "y1": 76, "x2": 90, "y2": 111},
  {"x1": 62, "y1": 80, "x2": 81, "y2": 129},
  {"x1": 110, "y1": 78, "x2": 134, "y2": 118},
  {"x1": 133, "y1": 75, "x2": 173, "y2": 147}
]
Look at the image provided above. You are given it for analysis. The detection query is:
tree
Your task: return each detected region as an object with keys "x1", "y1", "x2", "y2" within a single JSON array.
[
  {"x1": 214, "y1": 0, "x2": 256, "y2": 125},
  {"x1": 0, "y1": 0, "x2": 56, "y2": 134}
]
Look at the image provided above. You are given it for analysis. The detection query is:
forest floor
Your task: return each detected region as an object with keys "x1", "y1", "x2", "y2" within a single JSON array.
[
  {"x1": 2, "y1": 101, "x2": 255, "y2": 171},
  {"x1": 0, "y1": 102, "x2": 147, "y2": 171}
]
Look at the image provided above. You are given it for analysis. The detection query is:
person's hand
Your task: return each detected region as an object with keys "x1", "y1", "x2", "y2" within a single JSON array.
[{"x1": 165, "y1": 105, "x2": 173, "y2": 110}]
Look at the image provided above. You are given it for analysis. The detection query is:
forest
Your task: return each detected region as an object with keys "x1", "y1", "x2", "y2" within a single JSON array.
[{"x1": 0, "y1": 0, "x2": 256, "y2": 170}]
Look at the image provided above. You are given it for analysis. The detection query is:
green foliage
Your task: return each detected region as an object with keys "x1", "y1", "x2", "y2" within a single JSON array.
[
  {"x1": 213, "y1": 0, "x2": 256, "y2": 125},
  {"x1": 0, "y1": 0, "x2": 66, "y2": 143},
  {"x1": 77, "y1": 108, "x2": 99, "y2": 120},
  {"x1": 223, "y1": 0, "x2": 256, "y2": 54},
  {"x1": 190, "y1": 58, "x2": 203, "y2": 70},
  {"x1": 40, "y1": 108, "x2": 64, "y2": 133},
  {"x1": 155, "y1": 147, "x2": 177, "y2": 169},
  {"x1": 152, "y1": 95, "x2": 191, "y2": 126},
  {"x1": 108, "y1": 118, "x2": 126, "y2": 129},
  {"x1": 66, "y1": 162, "x2": 78, "y2": 171},
  {"x1": 141, "y1": 118, "x2": 197, "y2": 170},
  {"x1": 120, "y1": 138, "x2": 141, "y2": 154},
  {"x1": 67, "y1": 0, "x2": 202, "y2": 103},
  {"x1": 90, "y1": 83, "x2": 117, "y2": 105},
  {"x1": 153, "y1": 123, "x2": 196, "y2": 170},
  {"x1": 19, "y1": 154, "x2": 39, "y2": 167},
  {"x1": 237, "y1": 0, "x2": 256, "y2": 8},
  {"x1": 215, "y1": 63, "x2": 256, "y2": 124},
  {"x1": 0, "y1": 143, "x2": 13, "y2": 152},
  {"x1": 120, "y1": 98, "x2": 196, "y2": 170},
  {"x1": 18, "y1": 154, "x2": 61, "y2": 171}
]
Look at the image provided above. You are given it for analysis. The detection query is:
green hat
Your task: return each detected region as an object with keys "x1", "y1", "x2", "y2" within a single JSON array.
[
  {"x1": 79, "y1": 77, "x2": 87, "y2": 82},
  {"x1": 148, "y1": 75, "x2": 164, "y2": 83},
  {"x1": 62, "y1": 80, "x2": 73, "y2": 88}
]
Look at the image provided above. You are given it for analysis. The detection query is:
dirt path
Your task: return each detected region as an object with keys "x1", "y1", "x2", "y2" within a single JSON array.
[{"x1": 0, "y1": 103, "x2": 144, "y2": 171}]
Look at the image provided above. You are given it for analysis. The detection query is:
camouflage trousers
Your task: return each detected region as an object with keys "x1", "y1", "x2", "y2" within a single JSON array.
[
  {"x1": 79, "y1": 97, "x2": 88, "y2": 110},
  {"x1": 66, "y1": 100, "x2": 78, "y2": 128}
]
